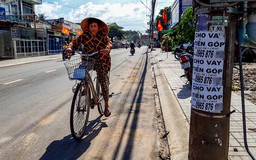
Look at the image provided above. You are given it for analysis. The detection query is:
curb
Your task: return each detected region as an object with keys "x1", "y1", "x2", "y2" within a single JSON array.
[{"x1": 151, "y1": 51, "x2": 189, "y2": 160}]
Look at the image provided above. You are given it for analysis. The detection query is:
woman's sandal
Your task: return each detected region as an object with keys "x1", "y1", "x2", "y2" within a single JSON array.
[{"x1": 104, "y1": 109, "x2": 111, "y2": 117}]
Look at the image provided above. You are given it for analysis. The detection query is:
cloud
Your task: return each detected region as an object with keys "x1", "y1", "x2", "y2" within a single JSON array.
[
  {"x1": 35, "y1": 2, "x2": 63, "y2": 19},
  {"x1": 36, "y1": 1, "x2": 148, "y2": 32},
  {"x1": 35, "y1": 1, "x2": 173, "y2": 32}
]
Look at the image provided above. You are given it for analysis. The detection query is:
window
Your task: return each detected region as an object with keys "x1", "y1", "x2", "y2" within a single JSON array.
[{"x1": 22, "y1": 2, "x2": 33, "y2": 15}]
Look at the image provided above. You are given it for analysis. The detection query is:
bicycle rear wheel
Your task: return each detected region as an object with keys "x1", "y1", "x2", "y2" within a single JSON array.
[{"x1": 70, "y1": 82, "x2": 91, "y2": 140}]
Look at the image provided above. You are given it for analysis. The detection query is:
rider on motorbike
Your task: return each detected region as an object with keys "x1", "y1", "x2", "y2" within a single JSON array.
[
  {"x1": 62, "y1": 46, "x2": 72, "y2": 61},
  {"x1": 130, "y1": 41, "x2": 135, "y2": 54}
]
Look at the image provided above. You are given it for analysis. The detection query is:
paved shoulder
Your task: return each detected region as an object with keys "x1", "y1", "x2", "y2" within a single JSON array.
[
  {"x1": 150, "y1": 50, "x2": 189, "y2": 160},
  {"x1": 0, "y1": 54, "x2": 64, "y2": 68}
]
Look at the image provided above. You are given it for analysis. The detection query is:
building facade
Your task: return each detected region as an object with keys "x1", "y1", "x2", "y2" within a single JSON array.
[
  {"x1": 0, "y1": 0, "x2": 82, "y2": 59},
  {"x1": 170, "y1": 0, "x2": 192, "y2": 28}
]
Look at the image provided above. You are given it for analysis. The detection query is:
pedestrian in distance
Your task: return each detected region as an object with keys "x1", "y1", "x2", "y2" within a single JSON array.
[{"x1": 70, "y1": 17, "x2": 112, "y2": 117}]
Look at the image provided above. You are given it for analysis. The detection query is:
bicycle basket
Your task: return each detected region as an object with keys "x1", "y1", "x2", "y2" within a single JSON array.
[{"x1": 64, "y1": 58, "x2": 95, "y2": 80}]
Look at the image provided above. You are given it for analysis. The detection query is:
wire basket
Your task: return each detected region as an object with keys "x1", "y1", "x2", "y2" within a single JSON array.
[{"x1": 64, "y1": 58, "x2": 96, "y2": 80}]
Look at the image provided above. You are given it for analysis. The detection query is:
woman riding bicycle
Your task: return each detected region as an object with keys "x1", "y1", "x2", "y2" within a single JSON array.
[{"x1": 71, "y1": 17, "x2": 112, "y2": 117}]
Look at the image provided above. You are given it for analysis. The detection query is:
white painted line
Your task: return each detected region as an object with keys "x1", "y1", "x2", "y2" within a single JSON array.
[
  {"x1": 3, "y1": 79, "x2": 23, "y2": 85},
  {"x1": 45, "y1": 69, "x2": 57, "y2": 73}
]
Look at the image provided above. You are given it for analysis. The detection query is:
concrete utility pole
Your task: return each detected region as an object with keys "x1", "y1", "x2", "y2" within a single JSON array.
[
  {"x1": 189, "y1": 0, "x2": 238, "y2": 159},
  {"x1": 150, "y1": 0, "x2": 156, "y2": 51}
]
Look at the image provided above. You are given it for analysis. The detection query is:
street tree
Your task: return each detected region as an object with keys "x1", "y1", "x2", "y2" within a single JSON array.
[
  {"x1": 156, "y1": 6, "x2": 172, "y2": 30},
  {"x1": 160, "y1": 6, "x2": 196, "y2": 49},
  {"x1": 174, "y1": 7, "x2": 196, "y2": 44},
  {"x1": 108, "y1": 23, "x2": 124, "y2": 41},
  {"x1": 124, "y1": 30, "x2": 140, "y2": 43}
]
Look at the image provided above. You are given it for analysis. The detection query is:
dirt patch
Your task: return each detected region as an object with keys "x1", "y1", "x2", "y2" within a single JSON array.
[
  {"x1": 154, "y1": 93, "x2": 171, "y2": 160},
  {"x1": 232, "y1": 63, "x2": 256, "y2": 105}
]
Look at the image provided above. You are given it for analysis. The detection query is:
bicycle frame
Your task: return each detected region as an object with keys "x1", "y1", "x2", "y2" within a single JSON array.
[
  {"x1": 65, "y1": 51, "x2": 107, "y2": 140},
  {"x1": 83, "y1": 69, "x2": 100, "y2": 106}
]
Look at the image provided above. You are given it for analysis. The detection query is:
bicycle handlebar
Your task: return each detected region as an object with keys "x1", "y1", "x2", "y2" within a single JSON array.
[{"x1": 79, "y1": 51, "x2": 98, "y2": 57}]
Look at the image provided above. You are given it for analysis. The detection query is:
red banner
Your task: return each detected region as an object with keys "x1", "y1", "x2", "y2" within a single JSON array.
[
  {"x1": 76, "y1": 29, "x2": 83, "y2": 35},
  {"x1": 62, "y1": 26, "x2": 70, "y2": 35},
  {"x1": 157, "y1": 20, "x2": 163, "y2": 31},
  {"x1": 162, "y1": 10, "x2": 167, "y2": 24}
]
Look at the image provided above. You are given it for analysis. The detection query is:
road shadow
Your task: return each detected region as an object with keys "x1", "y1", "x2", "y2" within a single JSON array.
[
  {"x1": 39, "y1": 116, "x2": 107, "y2": 160},
  {"x1": 111, "y1": 50, "x2": 150, "y2": 159},
  {"x1": 177, "y1": 83, "x2": 192, "y2": 99}
]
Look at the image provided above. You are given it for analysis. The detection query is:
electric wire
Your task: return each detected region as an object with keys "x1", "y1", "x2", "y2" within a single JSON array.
[{"x1": 237, "y1": 19, "x2": 256, "y2": 160}]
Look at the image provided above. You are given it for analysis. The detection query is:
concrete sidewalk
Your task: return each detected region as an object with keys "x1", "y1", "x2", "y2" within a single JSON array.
[{"x1": 151, "y1": 48, "x2": 256, "y2": 160}]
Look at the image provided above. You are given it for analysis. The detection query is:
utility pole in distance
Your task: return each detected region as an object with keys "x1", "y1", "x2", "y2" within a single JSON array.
[
  {"x1": 189, "y1": 0, "x2": 238, "y2": 159},
  {"x1": 150, "y1": 0, "x2": 156, "y2": 51}
]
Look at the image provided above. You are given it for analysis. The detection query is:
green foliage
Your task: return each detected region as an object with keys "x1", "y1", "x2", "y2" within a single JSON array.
[
  {"x1": 123, "y1": 30, "x2": 140, "y2": 42},
  {"x1": 175, "y1": 7, "x2": 196, "y2": 44},
  {"x1": 156, "y1": 6, "x2": 172, "y2": 30},
  {"x1": 108, "y1": 23, "x2": 124, "y2": 41},
  {"x1": 108, "y1": 23, "x2": 140, "y2": 43},
  {"x1": 157, "y1": 6, "x2": 196, "y2": 49},
  {"x1": 232, "y1": 82, "x2": 240, "y2": 91}
]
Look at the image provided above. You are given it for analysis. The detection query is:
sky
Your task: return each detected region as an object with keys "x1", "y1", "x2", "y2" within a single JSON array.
[{"x1": 35, "y1": 0, "x2": 174, "y2": 34}]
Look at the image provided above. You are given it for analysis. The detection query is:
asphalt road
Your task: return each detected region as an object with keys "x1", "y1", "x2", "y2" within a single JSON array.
[{"x1": 0, "y1": 47, "x2": 169, "y2": 159}]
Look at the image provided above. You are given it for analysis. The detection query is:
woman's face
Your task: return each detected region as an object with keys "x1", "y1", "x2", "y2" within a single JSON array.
[{"x1": 89, "y1": 22, "x2": 99, "y2": 37}]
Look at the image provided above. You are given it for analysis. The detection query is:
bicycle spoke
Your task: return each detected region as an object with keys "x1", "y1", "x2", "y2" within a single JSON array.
[{"x1": 70, "y1": 83, "x2": 90, "y2": 140}]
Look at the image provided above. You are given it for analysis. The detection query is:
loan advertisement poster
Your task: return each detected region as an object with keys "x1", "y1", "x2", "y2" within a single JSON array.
[{"x1": 191, "y1": 26, "x2": 225, "y2": 113}]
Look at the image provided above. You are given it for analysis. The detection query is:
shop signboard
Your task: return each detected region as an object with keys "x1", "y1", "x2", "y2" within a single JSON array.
[{"x1": 0, "y1": 7, "x2": 6, "y2": 20}]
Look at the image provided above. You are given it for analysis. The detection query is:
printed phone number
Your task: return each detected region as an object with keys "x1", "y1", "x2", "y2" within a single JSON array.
[
  {"x1": 194, "y1": 75, "x2": 222, "y2": 85},
  {"x1": 194, "y1": 49, "x2": 224, "y2": 59},
  {"x1": 193, "y1": 102, "x2": 215, "y2": 111},
  {"x1": 193, "y1": 102, "x2": 223, "y2": 112}
]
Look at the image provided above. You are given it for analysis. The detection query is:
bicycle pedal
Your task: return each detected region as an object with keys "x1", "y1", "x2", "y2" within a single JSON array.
[
  {"x1": 109, "y1": 92, "x2": 114, "y2": 97},
  {"x1": 180, "y1": 75, "x2": 185, "y2": 78}
]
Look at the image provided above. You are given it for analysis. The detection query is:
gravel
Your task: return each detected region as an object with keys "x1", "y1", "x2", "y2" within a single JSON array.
[{"x1": 232, "y1": 63, "x2": 256, "y2": 105}]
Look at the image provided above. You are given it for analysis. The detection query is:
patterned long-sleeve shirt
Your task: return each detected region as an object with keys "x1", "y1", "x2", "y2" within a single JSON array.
[{"x1": 72, "y1": 28, "x2": 112, "y2": 71}]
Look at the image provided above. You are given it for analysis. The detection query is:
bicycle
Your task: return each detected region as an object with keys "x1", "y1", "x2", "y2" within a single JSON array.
[{"x1": 64, "y1": 52, "x2": 108, "y2": 140}]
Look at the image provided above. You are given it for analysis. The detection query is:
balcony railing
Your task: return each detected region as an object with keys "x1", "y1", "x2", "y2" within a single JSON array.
[
  {"x1": 6, "y1": 15, "x2": 28, "y2": 25},
  {"x1": 22, "y1": 0, "x2": 42, "y2": 5}
]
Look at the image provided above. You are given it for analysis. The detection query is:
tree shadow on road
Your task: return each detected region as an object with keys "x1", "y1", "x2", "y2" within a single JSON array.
[{"x1": 39, "y1": 116, "x2": 107, "y2": 160}]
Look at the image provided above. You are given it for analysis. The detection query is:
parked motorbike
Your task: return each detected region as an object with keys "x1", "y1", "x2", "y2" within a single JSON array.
[
  {"x1": 174, "y1": 48, "x2": 193, "y2": 85},
  {"x1": 174, "y1": 43, "x2": 194, "y2": 60},
  {"x1": 130, "y1": 48, "x2": 135, "y2": 56},
  {"x1": 62, "y1": 47, "x2": 72, "y2": 61},
  {"x1": 174, "y1": 47, "x2": 185, "y2": 60}
]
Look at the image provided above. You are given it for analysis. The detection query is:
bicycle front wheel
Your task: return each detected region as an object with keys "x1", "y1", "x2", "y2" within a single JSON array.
[
  {"x1": 96, "y1": 79, "x2": 105, "y2": 115},
  {"x1": 70, "y1": 82, "x2": 91, "y2": 140}
]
